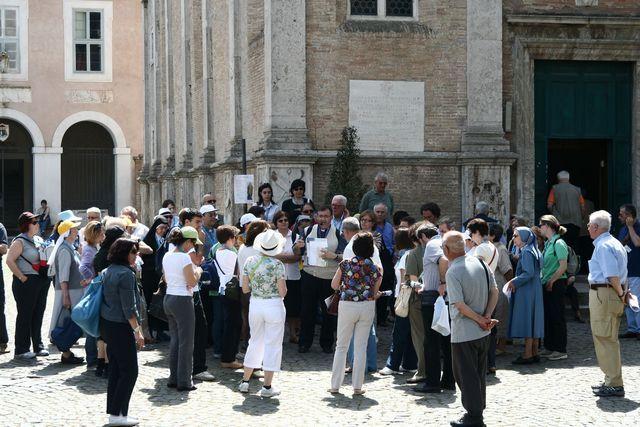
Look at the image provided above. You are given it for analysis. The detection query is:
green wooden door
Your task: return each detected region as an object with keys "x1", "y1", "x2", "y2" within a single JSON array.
[{"x1": 534, "y1": 61, "x2": 632, "y2": 220}]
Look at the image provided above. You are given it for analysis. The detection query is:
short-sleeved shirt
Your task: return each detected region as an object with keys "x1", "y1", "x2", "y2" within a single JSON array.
[
  {"x1": 588, "y1": 232, "x2": 628, "y2": 285},
  {"x1": 163, "y1": 251, "x2": 194, "y2": 296},
  {"x1": 493, "y1": 242, "x2": 513, "y2": 287},
  {"x1": 404, "y1": 245, "x2": 425, "y2": 281},
  {"x1": 446, "y1": 255, "x2": 497, "y2": 344},
  {"x1": 421, "y1": 237, "x2": 444, "y2": 305},
  {"x1": 540, "y1": 234, "x2": 568, "y2": 284},
  {"x1": 338, "y1": 257, "x2": 380, "y2": 302},
  {"x1": 243, "y1": 255, "x2": 285, "y2": 299},
  {"x1": 618, "y1": 221, "x2": 640, "y2": 277}
]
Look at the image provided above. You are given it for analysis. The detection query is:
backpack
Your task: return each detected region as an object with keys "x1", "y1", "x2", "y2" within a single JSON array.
[
  {"x1": 200, "y1": 251, "x2": 223, "y2": 293},
  {"x1": 552, "y1": 239, "x2": 580, "y2": 276}
]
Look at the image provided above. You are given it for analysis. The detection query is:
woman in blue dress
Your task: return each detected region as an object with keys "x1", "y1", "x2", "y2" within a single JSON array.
[{"x1": 505, "y1": 226, "x2": 544, "y2": 364}]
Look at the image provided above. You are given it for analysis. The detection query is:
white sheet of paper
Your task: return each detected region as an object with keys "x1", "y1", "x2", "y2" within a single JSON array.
[
  {"x1": 324, "y1": 295, "x2": 333, "y2": 309},
  {"x1": 307, "y1": 238, "x2": 329, "y2": 267},
  {"x1": 502, "y1": 283, "x2": 512, "y2": 299}
]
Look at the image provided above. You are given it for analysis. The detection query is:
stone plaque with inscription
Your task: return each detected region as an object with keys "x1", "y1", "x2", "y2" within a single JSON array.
[{"x1": 348, "y1": 80, "x2": 425, "y2": 152}]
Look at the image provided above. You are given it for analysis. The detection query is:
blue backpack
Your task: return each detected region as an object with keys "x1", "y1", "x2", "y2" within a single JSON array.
[
  {"x1": 71, "y1": 274, "x2": 104, "y2": 338},
  {"x1": 200, "y1": 252, "x2": 222, "y2": 293}
]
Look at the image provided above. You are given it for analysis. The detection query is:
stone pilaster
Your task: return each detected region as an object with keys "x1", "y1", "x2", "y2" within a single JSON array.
[
  {"x1": 463, "y1": 0, "x2": 507, "y2": 151},
  {"x1": 261, "y1": 0, "x2": 309, "y2": 151}
]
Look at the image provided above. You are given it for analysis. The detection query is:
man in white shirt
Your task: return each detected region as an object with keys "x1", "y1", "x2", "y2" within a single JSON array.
[
  {"x1": 341, "y1": 217, "x2": 382, "y2": 269},
  {"x1": 121, "y1": 206, "x2": 149, "y2": 240}
]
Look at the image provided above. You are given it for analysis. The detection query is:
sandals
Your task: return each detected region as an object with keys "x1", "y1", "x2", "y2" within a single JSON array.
[
  {"x1": 327, "y1": 388, "x2": 340, "y2": 394},
  {"x1": 353, "y1": 389, "x2": 366, "y2": 396}
]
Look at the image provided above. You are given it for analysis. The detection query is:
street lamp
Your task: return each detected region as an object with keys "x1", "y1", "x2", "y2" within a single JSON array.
[{"x1": 0, "y1": 51, "x2": 9, "y2": 74}]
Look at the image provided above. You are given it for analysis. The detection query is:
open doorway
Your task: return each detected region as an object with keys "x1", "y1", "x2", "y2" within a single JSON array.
[{"x1": 547, "y1": 139, "x2": 608, "y2": 211}]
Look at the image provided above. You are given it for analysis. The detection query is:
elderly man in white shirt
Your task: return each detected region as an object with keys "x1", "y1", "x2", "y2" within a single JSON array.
[{"x1": 587, "y1": 210, "x2": 629, "y2": 398}]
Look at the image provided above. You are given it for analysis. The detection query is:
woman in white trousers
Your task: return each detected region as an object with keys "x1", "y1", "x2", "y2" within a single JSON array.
[
  {"x1": 329, "y1": 232, "x2": 382, "y2": 395},
  {"x1": 238, "y1": 230, "x2": 287, "y2": 398}
]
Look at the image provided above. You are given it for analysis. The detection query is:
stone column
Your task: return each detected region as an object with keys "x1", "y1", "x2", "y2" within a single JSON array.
[
  {"x1": 262, "y1": 0, "x2": 308, "y2": 151},
  {"x1": 32, "y1": 147, "x2": 62, "y2": 216},
  {"x1": 114, "y1": 148, "x2": 133, "y2": 215}
]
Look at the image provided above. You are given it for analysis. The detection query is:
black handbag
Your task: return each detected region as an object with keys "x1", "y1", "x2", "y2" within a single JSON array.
[
  {"x1": 224, "y1": 277, "x2": 241, "y2": 302},
  {"x1": 148, "y1": 279, "x2": 167, "y2": 322}
]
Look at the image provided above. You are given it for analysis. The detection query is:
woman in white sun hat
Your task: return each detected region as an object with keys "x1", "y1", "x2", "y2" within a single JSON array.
[{"x1": 237, "y1": 229, "x2": 287, "y2": 398}]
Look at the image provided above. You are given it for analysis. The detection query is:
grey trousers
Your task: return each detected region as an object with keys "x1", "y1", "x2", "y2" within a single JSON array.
[
  {"x1": 451, "y1": 335, "x2": 490, "y2": 419},
  {"x1": 408, "y1": 293, "x2": 425, "y2": 378},
  {"x1": 164, "y1": 294, "x2": 195, "y2": 388}
]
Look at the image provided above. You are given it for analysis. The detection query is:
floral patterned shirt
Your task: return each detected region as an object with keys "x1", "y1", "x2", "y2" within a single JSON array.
[
  {"x1": 338, "y1": 257, "x2": 380, "y2": 302},
  {"x1": 243, "y1": 255, "x2": 285, "y2": 299}
]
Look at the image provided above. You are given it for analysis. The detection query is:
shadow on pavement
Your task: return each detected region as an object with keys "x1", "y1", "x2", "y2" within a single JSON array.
[
  {"x1": 596, "y1": 397, "x2": 640, "y2": 413},
  {"x1": 139, "y1": 378, "x2": 194, "y2": 407},
  {"x1": 232, "y1": 395, "x2": 280, "y2": 416},
  {"x1": 322, "y1": 394, "x2": 379, "y2": 410},
  {"x1": 414, "y1": 391, "x2": 457, "y2": 407},
  {"x1": 62, "y1": 370, "x2": 107, "y2": 395}
]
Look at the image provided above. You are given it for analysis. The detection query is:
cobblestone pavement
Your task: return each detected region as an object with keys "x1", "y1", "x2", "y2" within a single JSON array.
[{"x1": 1, "y1": 267, "x2": 640, "y2": 426}]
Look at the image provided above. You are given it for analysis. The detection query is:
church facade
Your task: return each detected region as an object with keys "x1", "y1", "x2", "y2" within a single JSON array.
[{"x1": 139, "y1": 0, "x2": 640, "y2": 226}]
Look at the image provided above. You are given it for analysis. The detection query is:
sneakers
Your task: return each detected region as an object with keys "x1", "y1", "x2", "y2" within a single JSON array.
[
  {"x1": 238, "y1": 381, "x2": 250, "y2": 393},
  {"x1": 539, "y1": 349, "x2": 554, "y2": 358},
  {"x1": 107, "y1": 415, "x2": 139, "y2": 426},
  {"x1": 36, "y1": 349, "x2": 50, "y2": 357},
  {"x1": 193, "y1": 371, "x2": 216, "y2": 381},
  {"x1": 379, "y1": 366, "x2": 400, "y2": 376},
  {"x1": 14, "y1": 351, "x2": 37, "y2": 360},
  {"x1": 61, "y1": 354, "x2": 85, "y2": 365},
  {"x1": 547, "y1": 351, "x2": 568, "y2": 361},
  {"x1": 257, "y1": 386, "x2": 281, "y2": 398},
  {"x1": 593, "y1": 386, "x2": 625, "y2": 397}
]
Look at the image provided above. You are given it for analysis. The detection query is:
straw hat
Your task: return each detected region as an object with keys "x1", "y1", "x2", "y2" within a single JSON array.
[{"x1": 253, "y1": 229, "x2": 285, "y2": 257}]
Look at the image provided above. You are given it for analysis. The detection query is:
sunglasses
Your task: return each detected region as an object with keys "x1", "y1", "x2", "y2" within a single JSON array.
[
  {"x1": 205, "y1": 199, "x2": 216, "y2": 204},
  {"x1": 293, "y1": 187, "x2": 304, "y2": 191},
  {"x1": 277, "y1": 219, "x2": 289, "y2": 223},
  {"x1": 302, "y1": 210, "x2": 313, "y2": 214}
]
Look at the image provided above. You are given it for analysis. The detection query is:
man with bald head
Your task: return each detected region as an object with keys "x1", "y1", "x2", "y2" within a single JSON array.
[{"x1": 443, "y1": 231, "x2": 499, "y2": 427}]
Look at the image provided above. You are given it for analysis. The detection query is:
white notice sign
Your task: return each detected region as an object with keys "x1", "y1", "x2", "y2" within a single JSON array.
[
  {"x1": 349, "y1": 80, "x2": 425, "y2": 152},
  {"x1": 234, "y1": 175, "x2": 254, "y2": 204}
]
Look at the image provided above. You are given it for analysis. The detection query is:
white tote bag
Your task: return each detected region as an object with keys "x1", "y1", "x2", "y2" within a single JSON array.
[
  {"x1": 431, "y1": 296, "x2": 451, "y2": 336},
  {"x1": 394, "y1": 284, "x2": 412, "y2": 318}
]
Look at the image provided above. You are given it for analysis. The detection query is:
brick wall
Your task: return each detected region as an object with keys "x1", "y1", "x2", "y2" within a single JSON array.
[
  {"x1": 315, "y1": 159, "x2": 463, "y2": 226},
  {"x1": 306, "y1": 0, "x2": 467, "y2": 152},
  {"x1": 505, "y1": 0, "x2": 640, "y2": 15}
]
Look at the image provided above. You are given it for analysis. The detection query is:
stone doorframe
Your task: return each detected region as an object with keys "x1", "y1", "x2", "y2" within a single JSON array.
[{"x1": 510, "y1": 26, "x2": 640, "y2": 221}]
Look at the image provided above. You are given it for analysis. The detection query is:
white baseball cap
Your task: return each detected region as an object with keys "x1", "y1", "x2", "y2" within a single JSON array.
[
  {"x1": 158, "y1": 208, "x2": 172, "y2": 216},
  {"x1": 199, "y1": 204, "x2": 218, "y2": 214},
  {"x1": 240, "y1": 213, "x2": 257, "y2": 227}
]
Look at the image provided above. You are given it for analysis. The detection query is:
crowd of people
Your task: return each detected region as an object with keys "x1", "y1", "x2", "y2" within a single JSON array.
[{"x1": 0, "y1": 170, "x2": 637, "y2": 427}]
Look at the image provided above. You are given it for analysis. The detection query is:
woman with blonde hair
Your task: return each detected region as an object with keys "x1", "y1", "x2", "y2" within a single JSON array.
[
  {"x1": 538, "y1": 215, "x2": 569, "y2": 361},
  {"x1": 79, "y1": 221, "x2": 107, "y2": 372}
]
